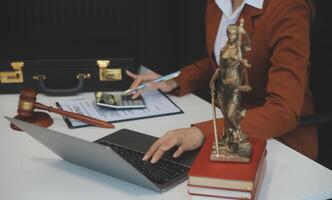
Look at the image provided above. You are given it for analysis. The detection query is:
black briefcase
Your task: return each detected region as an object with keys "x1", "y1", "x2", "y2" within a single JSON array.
[{"x1": 0, "y1": 58, "x2": 137, "y2": 96}]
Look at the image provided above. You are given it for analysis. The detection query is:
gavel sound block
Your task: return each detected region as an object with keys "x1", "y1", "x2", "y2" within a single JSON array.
[{"x1": 11, "y1": 88, "x2": 114, "y2": 131}]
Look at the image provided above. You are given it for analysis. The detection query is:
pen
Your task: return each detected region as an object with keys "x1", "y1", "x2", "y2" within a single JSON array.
[{"x1": 124, "y1": 70, "x2": 181, "y2": 94}]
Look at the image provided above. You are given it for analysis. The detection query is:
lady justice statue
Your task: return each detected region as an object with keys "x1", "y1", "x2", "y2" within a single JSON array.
[{"x1": 209, "y1": 18, "x2": 252, "y2": 162}]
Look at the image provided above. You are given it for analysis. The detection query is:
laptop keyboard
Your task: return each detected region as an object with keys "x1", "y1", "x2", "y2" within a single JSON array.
[{"x1": 97, "y1": 140, "x2": 189, "y2": 185}]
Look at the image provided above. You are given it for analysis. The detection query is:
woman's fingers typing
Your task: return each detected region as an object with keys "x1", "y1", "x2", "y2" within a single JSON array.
[
  {"x1": 150, "y1": 137, "x2": 179, "y2": 163},
  {"x1": 143, "y1": 127, "x2": 205, "y2": 163},
  {"x1": 143, "y1": 139, "x2": 162, "y2": 161},
  {"x1": 173, "y1": 145, "x2": 185, "y2": 158},
  {"x1": 143, "y1": 135, "x2": 178, "y2": 163}
]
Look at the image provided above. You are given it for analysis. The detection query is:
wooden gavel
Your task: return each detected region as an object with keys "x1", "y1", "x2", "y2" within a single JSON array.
[{"x1": 13, "y1": 88, "x2": 114, "y2": 129}]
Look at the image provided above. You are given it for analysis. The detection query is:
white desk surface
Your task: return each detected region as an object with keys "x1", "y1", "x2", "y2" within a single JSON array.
[{"x1": 1, "y1": 92, "x2": 332, "y2": 200}]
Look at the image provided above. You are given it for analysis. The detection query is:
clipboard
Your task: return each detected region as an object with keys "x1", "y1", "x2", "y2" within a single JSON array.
[{"x1": 56, "y1": 90, "x2": 183, "y2": 129}]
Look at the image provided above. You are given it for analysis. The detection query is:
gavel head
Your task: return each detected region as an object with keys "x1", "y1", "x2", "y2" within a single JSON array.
[
  {"x1": 17, "y1": 88, "x2": 37, "y2": 117},
  {"x1": 11, "y1": 88, "x2": 53, "y2": 131}
]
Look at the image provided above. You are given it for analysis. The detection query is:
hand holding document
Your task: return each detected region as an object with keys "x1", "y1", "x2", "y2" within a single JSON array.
[{"x1": 125, "y1": 70, "x2": 180, "y2": 98}]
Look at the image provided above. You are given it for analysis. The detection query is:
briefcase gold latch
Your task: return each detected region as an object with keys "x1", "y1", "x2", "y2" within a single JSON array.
[
  {"x1": 97, "y1": 60, "x2": 122, "y2": 81},
  {"x1": 0, "y1": 61, "x2": 24, "y2": 84}
]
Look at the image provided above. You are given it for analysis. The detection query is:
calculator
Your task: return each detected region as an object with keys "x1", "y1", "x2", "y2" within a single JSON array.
[{"x1": 95, "y1": 91, "x2": 146, "y2": 109}]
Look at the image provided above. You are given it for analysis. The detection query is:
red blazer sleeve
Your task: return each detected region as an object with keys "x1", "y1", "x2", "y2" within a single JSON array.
[
  {"x1": 172, "y1": 57, "x2": 215, "y2": 96},
  {"x1": 195, "y1": 0, "x2": 311, "y2": 139}
]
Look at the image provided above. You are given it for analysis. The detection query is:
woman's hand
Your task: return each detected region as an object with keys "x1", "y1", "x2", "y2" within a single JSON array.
[
  {"x1": 126, "y1": 70, "x2": 178, "y2": 99},
  {"x1": 143, "y1": 127, "x2": 205, "y2": 163}
]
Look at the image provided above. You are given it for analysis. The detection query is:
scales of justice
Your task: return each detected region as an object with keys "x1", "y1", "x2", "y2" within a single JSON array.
[{"x1": 210, "y1": 18, "x2": 252, "y2": 162}]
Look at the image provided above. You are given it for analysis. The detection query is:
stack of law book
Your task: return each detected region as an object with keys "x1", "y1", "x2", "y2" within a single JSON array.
[{"x1": 187, "y1": 134, "x2": 267, "y2": 200}]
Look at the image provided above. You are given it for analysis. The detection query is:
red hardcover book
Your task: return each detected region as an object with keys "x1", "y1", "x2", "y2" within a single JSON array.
[
  {"x1": 188, "y1": 133, "x2": 266, "y2": 192},
  {"x1": 188, "y1": 153, "x2": 267, "y2": 200}
]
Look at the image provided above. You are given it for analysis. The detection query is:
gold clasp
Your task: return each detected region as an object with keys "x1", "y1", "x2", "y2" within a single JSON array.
[
  {"x1": 0, "y1": 61, "x2": 24, "y2": 84},
  {"x1": 97, "y1": 60, "x2": 122, "y2": 81},
  {"x1": 32, "y1": 74, "x2": 46, "y2": 80},
  {"x1": 76, "y1": 73, "x2": 91, "y2": 79}
]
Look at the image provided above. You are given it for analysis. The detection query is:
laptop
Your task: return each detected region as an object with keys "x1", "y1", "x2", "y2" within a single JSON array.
[{"x1": 6, "y1": 117, "x2": 199, "y2": 192}]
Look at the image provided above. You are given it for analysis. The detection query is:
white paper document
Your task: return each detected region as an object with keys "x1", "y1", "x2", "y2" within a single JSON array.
[{"x1": 56, "y1": 90, "x2": 183, "y2": 128}]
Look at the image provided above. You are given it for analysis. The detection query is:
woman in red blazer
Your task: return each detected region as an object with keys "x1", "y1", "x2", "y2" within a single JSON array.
[{"x1": 127, "y1": 0, "x2": 317, "y2": 163}]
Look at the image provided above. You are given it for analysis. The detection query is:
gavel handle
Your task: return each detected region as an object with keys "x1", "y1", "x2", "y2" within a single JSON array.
[{"x1": 34, "y1": 102, "x2": 114, "y2": 128}]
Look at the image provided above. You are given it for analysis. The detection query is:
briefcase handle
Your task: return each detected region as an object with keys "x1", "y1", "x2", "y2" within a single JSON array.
[{"x1": 33, "y1": 74, "x2": 90, "y2": 96}]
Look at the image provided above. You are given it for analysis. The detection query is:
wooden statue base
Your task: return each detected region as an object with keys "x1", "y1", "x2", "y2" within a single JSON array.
[
  {"x1": 210, "y1": 141, "x2": 252, "y2": 162},
  {"x1": 10, "y1": 111, "x2": 54, "y2": 131}
]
